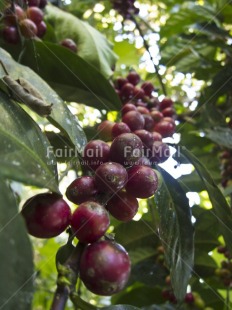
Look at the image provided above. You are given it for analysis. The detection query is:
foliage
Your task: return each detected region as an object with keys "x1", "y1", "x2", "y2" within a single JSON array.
[{"x1": 0, "y1": 0, "x2": 232, "y2": 309}]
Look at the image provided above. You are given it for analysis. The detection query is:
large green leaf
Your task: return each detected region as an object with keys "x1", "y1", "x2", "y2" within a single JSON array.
[
  {"x1": 0, "y1": 47, "x2": 86, "y2": 151},
  {"x1": 103, "y1": 306, "x2": 140, "y2": 310},
  {"x1": 181, "y1": 147, "x2": 232, "y2": 254},
  {"x1": 112, "y1": 286, "x2": 164, "y2": 307},
  {"x1": 154, "y1": 167, "x2": 194, "y2": 302},
  {"x1": 0, "y1": 91, "x2": 59, "y2": 191},
  {"x1": 20, "y1": 41, "x2": 121, "y2": 112},
  {"x1": 160, "y1": 2, "x2": 220, "y2": 38},
  {"x1": 114, "y1": 221, "x2": 160, "y2": 265},
  {"x1": 205, "y1": 127, "x2": 232, "y2": 149},
  {"x1": 0, "y1": 179, "x2": 34, "y2": 310},
  {"x1": 45, "y1": 4, "x2": 118, "y2": 78}
]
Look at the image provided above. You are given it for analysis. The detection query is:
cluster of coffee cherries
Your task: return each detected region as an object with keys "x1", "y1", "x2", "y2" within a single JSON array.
[
  {"x1": 113, "y1": 71, "x2": 176, "y2": 139},
  {"x1": 21, "y1": 192, "x2": 131, "y2": 296},
  {"x1": 1, "y1": 0, "x2": 48, "y2": 44},
  {"x1": 162, "y1": 277, "x2": 206, "y2": 308},
  {"x1": 215, "y1": 245, "x2": 232, "y2": 287},
  {"x1": 110, "y1": 0, "x2": 139, "y2": 19},
  {"x1": 219, "y1": 150, "x2": 232, "y2": 188}
]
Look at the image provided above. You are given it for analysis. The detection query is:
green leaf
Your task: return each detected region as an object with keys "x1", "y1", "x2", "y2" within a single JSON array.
[
  {"x1": 205, "y1": 127, "x2": 232, "y2": 149},
  {"x1": 45, "y1": 4, "x2": 118, "y2": 78},
  {"x1": 194, "y1": 251, "x2": 218, "y2": 277},
  {"x1": 154, "y1": 167, "x2": 194, "y2": 301},
  {"x1": 20, "y1": 41, "x2": 121, "y2": 112},
  {"x1": 0, "y1": 91, "x2": 59, "y2": 192},
  {"x1": 113, "y1": 40, "x2": 142, "y2": 67},
  {"x1": 0, "y1": 47, "x2": 86, "y2": 151},
  {"x1": 114, "y1": 221, "x2": 160, "y2": 264},
  {"x1": 0, "y1": 179, "x2": 34, "y2": 310},
  {"x1": 181, "y1": 147, "x2": 232, "y2": 254},
  {"x1": 112, "y1": 286, "x2": 164, "y2": 307}
]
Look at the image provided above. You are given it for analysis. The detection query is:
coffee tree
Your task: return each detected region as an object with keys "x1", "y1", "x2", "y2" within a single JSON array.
[{"x1": 0, "y1": 0, "x2": 232, "y2": 309}]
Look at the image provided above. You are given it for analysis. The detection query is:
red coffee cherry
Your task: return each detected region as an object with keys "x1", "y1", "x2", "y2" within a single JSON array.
[
  {"x1": 3, "y1": 5, "x2": 25, "y2": 25},
  {"x1": 159, "y1": 98, "x2": 173, "y2": 110},
  {"x1": 121, "y1": 103, "x2": 137, "y2": 115},
  {"x1": 37, "y1": 20, "x2": 47, "y2": 38},
  {"x1": 20, "y1": 18, "x2": 38, "y2": 38},
  {"x1": 2, "y1": 26, "x2": 20, "y2": 44},
  {"x1": 110, "y1": 133, "x2": 143, "y2": 166},
  {"x1": 149, "y1": 141, "x2": 170, "y2": 164},
  {"x1": 97, "y1": 120, "x2": 115, "y2": 141},
  {"x1": 21, "y1": 193, "x2": 71, "y2": 238},
  {"x1": 26, "y1": 6, "x2": 43, "y2": 24},
  {"x1": 112, "y1": 122, "x2": 131, "y2": 138},
  {"x1": 126, "y1": 165, "x2": 158, "y2": 198},
  {"x1": 82, "y1": 140, "x2": 110, "y2": 171},
  {"x1": 80, "y1": 240, "x2": 131, "y2": 295},
  {"x1": 134, "y1": 129, "x2": 154, "y2": 149},
  {"x1": 114, "y1": 77, "x2": 128, "y2": 90},
  {"x1": 141, "y1": 81, "x2": 154, "y2": 97},
  {"x1": 106, "y1": 191, "x2": 139, "y2": 222},
  {"x1": 154, "y1": 120, "x2": 175, "y2": 138},
  {"x1": 71, "y1": 201, "x2": 110, "y2": 243},
  {"x1": 95, "y1": 162, "x2": 128, "y2": 193},
  {"x1": 126, "y1": 71, "x2": 140, "y2": 86},
  {"x1": 66, "y1": 176, "x2": 98, "y2": 205},
  {"x1": 122, "y1": 111, "x2": 145, "y2": 131},
  {"x1": 120, "y1": 83, "x2": 135, "y2": 101},
  {"x1": 60, "y1": 38, "x2": 77, "y2": 53}
]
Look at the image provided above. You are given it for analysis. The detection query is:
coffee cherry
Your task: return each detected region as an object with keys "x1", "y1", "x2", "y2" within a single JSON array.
[
  {"x1": 135, "y1": 156, "x2": 151, "y2": 167},
  {"x1": 60, "y1": 38, "x2": 77, "y2": 53},
  {"x1": 217, "y1": 245, "x2": 227, "y2": 254},
  {"x1": 97, "y1": 120, "x2": 114, "y2": 141},
  {"x1": 185, "y1": 292, "x2": 194, "y2": 303},
  {"x1": 151, "y1": 131, "x2": 162, "y2": 142},
  {"x1": 126, "y1": 71, "x2": 140, "y2": 86},
  {"x1": 110, "y1": 133, "x2": 143, "y2": 166},
  {"x1": 150, "y1": 110, "x2": 163, "y2": 123},
  {"x1": 143, "y1": 114, "x2": 155, "y2": 131},
  {"x1": 134, "y1": 129, "x2": 153, "y2": 149},
  {"x1": 154, "y1": 120, "x2": 175, "y2": 138},
  {"x1": 71, "y1": 201, "x2": 110, "y2": 243},
  {"x1": 114, "y1": 77, "x2": 128, "y2": 90},
  {"x1": 39, "y1": 0, "x2": 48, "y2": 9},
  {"x1": 26, "y1": 6, "x2": 43, "y2": 24},
  {"x1": 149, "y1": 141, "x2": 170, "y2": 164},
  {"x1": 27, "y1": 0, "x2": 40, "y2": 6},
  {"x1": 120, "y1": 83, "x2": 135, "y2": 101},
  {"x1": 121, "y1": 103, "x2": 137, "y2": 115},
  {"x1": 106, "y1": 191, "x2": 139, "y2": 222},
  {"x1": 160, "y1": 98, "x2": 173, "y2": 110},
  {"x1": 137, "y1": 106, "x2": 149, "y2": 115},
  {"x1": 95, "y1": 162, "x2": 128, "y2": 193},
  {"x1": 37, "y1": 20, "x2": 47, "y2": 38},
  {"x1": 82, "y1": 140, "x2": 110, "y2": 171},
  {"x1": 21, "y1": 193, "x2": 71, "y2": 238},
  {"x1": 66, "y1": 176, "x2": 98, "y2": 205},
  {"x1": 162, "y1": 107, "x2": 175, "y2": 117},
  {"x1": 20, "y1": 18, "x2": 38, "y2": 38},
  {"x1": 141, "y1": 81, "x2": 154, "y2": 97},
  {"x1": 3, "y1": 5, "x2": 25, "y2": 25},
  {"x1": 126, "y1": 165, "x2": 158, "y2": 198},
  {"x1": 122, "y1": 111, "x2": 145, "y2": 131},
  {"x1": 2, "y1": 26, "x2": 20, "y2": 44},
  {"x1": 112, "y1": 122, "x2": 131, "y2": 138},
  {"x1": 133, "y1": 87, "x2": 145, "y2": 100},
  {"x1": 80, "y1": 240, "x2": 131, "y2": 295}
]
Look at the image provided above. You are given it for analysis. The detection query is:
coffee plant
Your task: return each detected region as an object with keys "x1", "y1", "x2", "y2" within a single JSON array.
[{"x1": 0, "y1": 0, "x2": 232, "y2": 309}]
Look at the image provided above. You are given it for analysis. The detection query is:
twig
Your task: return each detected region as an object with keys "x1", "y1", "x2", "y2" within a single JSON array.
[
  {"x1": 131, "y1": 15, "x2": 167, "y2": 96},
  {"x1": 50, "y1": 243, "x2": 85, "y2": 310}
]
